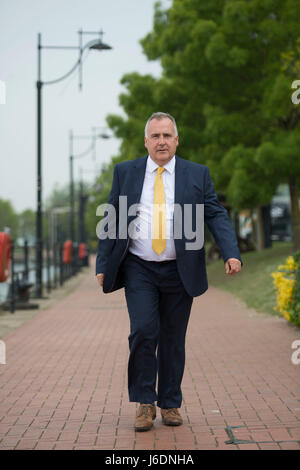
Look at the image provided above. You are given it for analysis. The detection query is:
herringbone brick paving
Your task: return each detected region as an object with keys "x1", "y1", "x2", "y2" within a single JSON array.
[{"x1": 0, "y1": 259, "x2": 299, "y2": 450}]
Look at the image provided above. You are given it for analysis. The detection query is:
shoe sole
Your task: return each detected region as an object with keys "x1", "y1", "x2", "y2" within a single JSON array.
[
  {"x1": 134, "y1": 424, "x2": 154, "y2": 432},
  {"x1": 161, "y1": 419, "x2": 183, "y2": 426},
  {"x1": 134, "y1": 415, "x2": 156, "y2": 432}
]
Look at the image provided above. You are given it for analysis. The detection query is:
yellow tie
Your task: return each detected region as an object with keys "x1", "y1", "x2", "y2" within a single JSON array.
[{"x1": 152, "y1": 166, "x2": 166, "y2": 255}]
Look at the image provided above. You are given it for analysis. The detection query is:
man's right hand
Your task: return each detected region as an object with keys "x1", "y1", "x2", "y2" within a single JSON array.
[{"x1": 97, "y1": 273, "x2": 104, "y2": 287}]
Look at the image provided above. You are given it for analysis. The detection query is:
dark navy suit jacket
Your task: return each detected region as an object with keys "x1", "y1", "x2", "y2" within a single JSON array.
[{"x1": 96, "y1": 155, "x2": 241, "y2": 297}]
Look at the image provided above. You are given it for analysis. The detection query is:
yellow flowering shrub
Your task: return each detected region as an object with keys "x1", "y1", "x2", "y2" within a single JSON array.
[{"x1": 272, "y1": 253, "x2": 300, "y2": 326}]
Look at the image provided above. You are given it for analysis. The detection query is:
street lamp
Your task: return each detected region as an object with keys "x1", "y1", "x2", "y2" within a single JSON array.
[
  {"x1": 69, "y1": 128, "x2": 111, "y2": 242},
  {"x1": 49, "y1": 206, "x2": 71, "y2": 249},
  {"x1": 35, "y1": 30, "x2": 112, "y2": 298}
]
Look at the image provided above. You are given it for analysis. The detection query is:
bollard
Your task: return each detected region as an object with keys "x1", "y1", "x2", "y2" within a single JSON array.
[
  {"x1": 24, "y1": 240, "x2": 29, "y2": 280},
  {"x1": 59, "y1": 243, "x2": 64, "y2": 286},
  {"x1": 53, "y1": 242, "x2": 57, "y2": 289},
  {"x1": 9, "y1": 240, "x2": 15, "y2": 314},
  {"x1": 46, "y1": 238, "x2": 51, "y2": 293}
]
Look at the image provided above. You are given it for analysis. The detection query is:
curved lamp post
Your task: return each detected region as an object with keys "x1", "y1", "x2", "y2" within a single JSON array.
[
  {"x1": 69, "y1": 128, "x2": 111, "y2": 242},
  {"x1": 35, "y1": 30, "x2": 112, "y2": 298},
  {"x1": 69, "y1": 128, "x2": 111, "y2": 274}
]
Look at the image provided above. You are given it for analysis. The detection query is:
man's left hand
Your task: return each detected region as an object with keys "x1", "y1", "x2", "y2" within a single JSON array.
[{"x1": 225, "y1": 258, "x2": 241, "y2": 275}]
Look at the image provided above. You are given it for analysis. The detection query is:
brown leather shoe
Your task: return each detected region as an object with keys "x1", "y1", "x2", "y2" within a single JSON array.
[
  {"x1": 161, "y1": 408, "x2": 183, "y2": 426},
  {"x1": 134, "y1": 404, "x2": 156, "y2": 432}
]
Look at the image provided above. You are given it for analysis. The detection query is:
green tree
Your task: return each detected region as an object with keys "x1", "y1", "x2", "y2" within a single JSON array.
[
  {"x1": 105, "y1": 0, "x2": 300, "y2": 249},
  {"x1": 0, "y1": 198, "x2": 19, "y2": 239},
  {"x1": 256, "y1": 35, "x2": 300, "y2": 249},
  {"x1": 44, "y1": 182, "x2": 74, "y2": 243},
  {"x1": 18, "y1": 209, "x2": 35, "y2": 243}
]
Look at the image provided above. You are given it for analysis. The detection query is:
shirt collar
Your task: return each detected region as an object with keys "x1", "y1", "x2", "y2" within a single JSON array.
[{"x1": 147, "y1": 155, "x2": 176, "y2": 174}]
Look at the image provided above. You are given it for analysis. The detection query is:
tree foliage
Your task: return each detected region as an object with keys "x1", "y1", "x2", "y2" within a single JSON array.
[
  {"x1": 0, "y1": 198, "x2": 19, "y2": 239},
  {"x1": 101, "y1": 0, "x2": 300, "y2": 248},
  {"x1": 18, "y1": 209, "x2": 36, "y2": 243}
]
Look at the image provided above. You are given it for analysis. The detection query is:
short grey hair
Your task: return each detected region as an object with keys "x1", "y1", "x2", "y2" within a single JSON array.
[{"x1": 144, "y1": 112, "x2": 178, "y2": 138}]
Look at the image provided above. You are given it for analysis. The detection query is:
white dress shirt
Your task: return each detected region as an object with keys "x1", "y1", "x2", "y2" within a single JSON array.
[{"x1": 128, "y1": 155, "x2": 176, "y2": 261}]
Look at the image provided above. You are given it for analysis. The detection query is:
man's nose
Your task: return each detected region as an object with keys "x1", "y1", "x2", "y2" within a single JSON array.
[{"x1": 158, "y1": 135, "x2": 165, "y2": 145}]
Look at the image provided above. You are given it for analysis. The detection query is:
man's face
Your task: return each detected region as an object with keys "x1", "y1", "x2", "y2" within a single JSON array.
[{"x1": 145, "y1": 118, "x2": 179, "y2": 166}]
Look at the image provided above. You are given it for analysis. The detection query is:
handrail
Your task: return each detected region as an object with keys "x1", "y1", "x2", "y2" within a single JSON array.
[
  {"x1": 73, "y1": 139, "x2": 95, "y2": 160},
  {"x1": 42, "y1": 38, "x2": 103, "y2": 86}
]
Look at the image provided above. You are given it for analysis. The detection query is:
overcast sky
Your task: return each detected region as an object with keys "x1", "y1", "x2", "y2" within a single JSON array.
[{"x1": 0, "y1": 0, "x2": 163, "y2": 213}]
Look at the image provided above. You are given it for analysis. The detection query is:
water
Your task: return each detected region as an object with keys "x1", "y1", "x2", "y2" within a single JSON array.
[{"x1": 0, "y1": 263, "x2": 59, "y2": 303}]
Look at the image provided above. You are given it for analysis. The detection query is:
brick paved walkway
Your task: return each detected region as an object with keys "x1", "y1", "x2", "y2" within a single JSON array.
[{"x1": 0, "y1": 259, "x2": 300, "y2": 450}]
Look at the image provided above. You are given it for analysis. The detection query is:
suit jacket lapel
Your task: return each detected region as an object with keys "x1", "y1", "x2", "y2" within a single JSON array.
[
  {"x1": 175, "y1": 155, "x2": 188, "y2": 206},
  {"x1": 129, "y1": 155, "x2": 148, "y2": 205},
  {"x1": 128, "y1": 154, "x2": 188, "y2": 206}
]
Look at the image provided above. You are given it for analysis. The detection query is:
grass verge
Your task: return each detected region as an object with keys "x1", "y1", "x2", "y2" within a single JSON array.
[{"x1": 206, "y1": 241, "x2": 294, "y2": 316}]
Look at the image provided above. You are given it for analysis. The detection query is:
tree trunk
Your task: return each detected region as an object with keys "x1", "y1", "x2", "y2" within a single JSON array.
[
  {"x1": 289, "y1": 176, "x2": 300, "y2": 251},
  {"x1": 255, "y1": 206, "x2": 265, "y2": 251},
  {"x1": 262, "y1": 205, "x2": 272, "y2": 249},
  {"x1": 233, "y1": 211, "x2": 240, "y2": 237}
]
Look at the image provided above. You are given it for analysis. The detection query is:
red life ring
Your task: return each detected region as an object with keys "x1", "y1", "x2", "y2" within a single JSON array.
[
  {"x1": 63, "y1": 240, "x2": 73, "y2": 264},
  {"x1": 78, "y1": 243, "x2": 86, "y2": 259},
  {"x1": 0, "y1": 232, "x2": 11, "y2": 282}
]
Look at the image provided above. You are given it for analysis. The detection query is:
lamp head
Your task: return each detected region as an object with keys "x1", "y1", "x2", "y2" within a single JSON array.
[
  {"x1": 88, "y1": 39, "x2": 112, "y2": 51},
  {"x1": 98, "y1": 132, "x2": 110, "y2": 139}
]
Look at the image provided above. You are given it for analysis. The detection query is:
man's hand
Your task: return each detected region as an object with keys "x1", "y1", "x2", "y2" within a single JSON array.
[
  {"x1": 97, "y1": 273, "x2": 104, "y2": 287},
  {"x1": 225, "y1": 258, "x2": 241, "y2": 276}
]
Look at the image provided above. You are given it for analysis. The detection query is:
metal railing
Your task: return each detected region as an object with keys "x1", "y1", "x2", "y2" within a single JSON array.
[{"x1": 1, "y1": 240, "x2": 89, "y2": 313}]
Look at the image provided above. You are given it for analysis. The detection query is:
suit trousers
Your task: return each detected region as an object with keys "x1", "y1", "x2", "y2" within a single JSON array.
[{"x1": 121, "y1": 252, "x2": 193, "y2": 409}]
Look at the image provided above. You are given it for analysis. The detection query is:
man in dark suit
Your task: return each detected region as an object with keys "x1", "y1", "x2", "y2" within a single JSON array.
[{"x1": 96, "y1": 112, "x2": 241, "y2": 431}]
